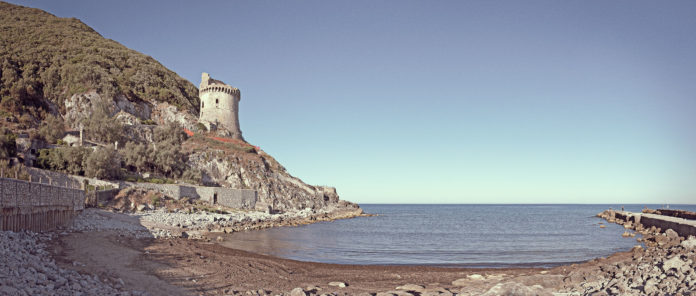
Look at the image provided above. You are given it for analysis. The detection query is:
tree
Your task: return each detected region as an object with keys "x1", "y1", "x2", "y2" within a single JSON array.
[
  {"x1": 38, "y1": 114, "x2": 65, "y2": 143},
  {"x1": 63, "y1": 146, "x2": 90, "y2": 175},
  {"x1": 122, "y1": 141, "x2": 149, "y2": 172},
  {"x1": 121, "y1": 122, "x2": 190, "y2": 179},
  {"x1": 82, "y1": 99, "x2": 123, "y2": 144},
  {"x1": 84, "y1": 147, "x2": 121, "y2": 179},
  {"x1": 0, "y1": 128, "x2": 16, "y2": 159}
]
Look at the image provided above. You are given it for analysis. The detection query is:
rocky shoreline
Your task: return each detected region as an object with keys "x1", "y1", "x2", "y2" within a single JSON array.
[
  {"x1": 0, "y1": 231, "x2": 133, "y2": 295},
  {"x1": 1, "y1": 208, "x2": 695, "y2": 295},
  {"x1": 69, "y1": 203, "x2": 366, "y2": 240}
]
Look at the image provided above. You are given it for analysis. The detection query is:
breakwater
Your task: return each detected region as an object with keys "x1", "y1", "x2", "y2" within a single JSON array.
[
  {"x1": 600, "y1": 209, "x2": 696, "y2": 238},
  {"x1": 0, "y1": 177, "x2": 85, "y2": 232}
]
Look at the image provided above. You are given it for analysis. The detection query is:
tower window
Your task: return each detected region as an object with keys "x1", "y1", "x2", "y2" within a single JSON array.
[
  {"x1": 216, "y1": 99, "x2": 219, "y2": 104},
  {"x1": 202, "y1": 102, "x2": 204, "y2": 108}
]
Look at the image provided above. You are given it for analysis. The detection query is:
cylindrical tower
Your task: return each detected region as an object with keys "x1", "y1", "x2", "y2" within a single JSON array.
[{"x1": 198, "y1": 72, "x2": 244, "y2": 140}]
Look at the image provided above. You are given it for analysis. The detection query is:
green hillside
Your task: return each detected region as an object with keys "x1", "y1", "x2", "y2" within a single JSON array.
[{"x1": 0, "y1": 1, "x2": 199, "y2": 124}]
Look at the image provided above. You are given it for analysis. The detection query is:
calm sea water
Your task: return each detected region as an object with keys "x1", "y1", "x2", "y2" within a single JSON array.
[{"x1": 220, "y1": 204, "x2": 696, "y2": 268}]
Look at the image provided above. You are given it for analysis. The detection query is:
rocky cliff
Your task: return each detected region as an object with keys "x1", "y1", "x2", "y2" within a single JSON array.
[{"x1": 0, "y1": 2, "x2": 359, "y2": 213}]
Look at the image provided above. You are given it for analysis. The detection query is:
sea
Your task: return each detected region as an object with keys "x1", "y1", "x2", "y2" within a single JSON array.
[{"x1": 219, "y1": 204, "x2": 696, "y2": 268}]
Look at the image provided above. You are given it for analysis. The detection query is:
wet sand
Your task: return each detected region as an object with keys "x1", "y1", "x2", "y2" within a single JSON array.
[{"x1": 48, "y1": 229, "x2": 637, "y2": 295}]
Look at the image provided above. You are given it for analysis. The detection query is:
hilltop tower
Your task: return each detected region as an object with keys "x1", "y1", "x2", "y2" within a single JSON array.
[{"x1": 198, "y1": 73, "x2": 244, "y2": 140}]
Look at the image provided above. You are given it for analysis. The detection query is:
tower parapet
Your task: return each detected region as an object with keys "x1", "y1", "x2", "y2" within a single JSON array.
[{"x1": 198, "y1": 73, "x2": 243, "y2": 140}]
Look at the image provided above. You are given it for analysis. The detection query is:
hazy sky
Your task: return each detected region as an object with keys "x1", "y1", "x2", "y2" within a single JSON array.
[{"x1": 11, "y1": 0, "x2": 696, "y2": 204}]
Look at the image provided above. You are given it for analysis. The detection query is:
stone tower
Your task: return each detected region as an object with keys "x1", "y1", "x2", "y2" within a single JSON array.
[{"x1": 198, "y1": 72, "x2": 244, "y2": 140}]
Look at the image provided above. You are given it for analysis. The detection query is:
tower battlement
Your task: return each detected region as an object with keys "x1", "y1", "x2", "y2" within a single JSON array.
[{"x1": 198, "y1": 72, "x2": 243, "y2": 140}]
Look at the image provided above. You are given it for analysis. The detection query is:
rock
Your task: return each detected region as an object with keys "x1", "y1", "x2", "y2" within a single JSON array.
[
  {"x1": 422, "y1": 288, "x2": 453, "y2": 296},
  {"x1": 468, "y1": 274, "x2": 485, "y2": 280},
  {"x1": 663, "y1": 256, "x2": 687, "y2": 273},
  {"x1": 644, "y1": 278, "x2": 658, "y2": 294},
  {"x1": 290, "y1": 287, "x2": 307, "y2": 296},
  {"x1": 681, "y1": 236, "x2": 696, "y2": 249},
  {"x1": 665, "y1": 229, "x2": 679, "y2": 239},
  {"x1": 481, "y1": 282, "x2": 551, "y2": 296},
  {"x1": 452, "y1": 274, "x2": 485, "y2": 286},
  {"x1": 452, "y1": 278, "x2": 468, "y2": 286},
  {"x1": 0, "y1": 286, "x2": 19, "y2": 295},
  {"x1": 328, "y1": 281, "x2": 347, "y2": 288},
  {"x1": 396, "y1": 284, "x2": 425, "y2": 292}
]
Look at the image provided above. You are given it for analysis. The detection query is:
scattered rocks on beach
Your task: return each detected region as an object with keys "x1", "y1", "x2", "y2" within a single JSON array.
[
  {"x1": 555, "y1": 209, "x2": 696, "y2": 295},
  {"x1": 68, "y1": 204, "x2": 364, "y2": 241},
  {"x1": 0, "y1": 231, "x2": 133, "y2": 295}
]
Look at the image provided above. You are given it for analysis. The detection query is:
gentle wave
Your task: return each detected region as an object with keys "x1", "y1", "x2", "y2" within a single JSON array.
[{"x1": 221, "y1": 204, "x2": 696, "y2": 267}]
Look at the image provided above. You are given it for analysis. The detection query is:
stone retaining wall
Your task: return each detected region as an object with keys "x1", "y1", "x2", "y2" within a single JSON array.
[
  {"x1": 120, "y1": 181, "x2": 257, "y2": 209},
  {"x1": 0, "y1": 177, "x2": 85, "y2": 232},
  {"x1": 85, "y1": 188, "x2": 120, "y2": 207},
  {"x1": 26, "y1": 167, "x2": 118, "y2": 188},
  {"x1": 23, "y1": 168, "x2": 257, "y2": 210}
]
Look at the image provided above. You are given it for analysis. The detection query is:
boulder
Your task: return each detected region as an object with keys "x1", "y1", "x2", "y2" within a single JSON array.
[
  {"x1": 665, "y1": 229, "x2": 679, "y2": 239},
  {"x1": 395, "y1": 284, "x2": 425, "y2": 292},
  {"x1": 663, "y1": 256, "x2": 687, "y2": 274},
  {"x1": 481, "y1": 282, "x2": 551, "y2": 296},
  {"x1": 328, "y1": 281, "x2": 347, "y2": 288},
  {"x1": 290, "y1": 287, "x2": 307, "y2": 296},
  {"x1": 681, "y1": 236, "x2": 696, "y2": 249}
]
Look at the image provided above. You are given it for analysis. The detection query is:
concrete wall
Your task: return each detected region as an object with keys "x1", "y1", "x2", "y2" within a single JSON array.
[
  {"x1": 639, "y1": 215, "x2": 696, "y2": 238},
  {"x1": 0, "y1": 177, "x2": 85, "y2": 232},
  {"x1": 612, "y1": 210, "x2": 696, "y2": 238},
  {"x1": 654, "y1": 209, "x2": 696, "y2": 221}
]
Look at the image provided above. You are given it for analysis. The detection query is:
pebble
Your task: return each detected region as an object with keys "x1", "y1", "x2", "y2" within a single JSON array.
[{"x1": 0, "y1": 231, "x2": 129, "y2": 295}]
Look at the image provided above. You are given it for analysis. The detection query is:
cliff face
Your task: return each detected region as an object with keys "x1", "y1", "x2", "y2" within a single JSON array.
[
  {"x1": 182, "y1": 135, "x2": 353, "y2": 212},
  {"x1": 0, "y1": 2, "x2": 356, "y2": 212}
]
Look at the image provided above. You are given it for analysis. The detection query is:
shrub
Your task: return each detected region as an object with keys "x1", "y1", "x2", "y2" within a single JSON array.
[
  {"x1": 38, "y1": 114, "x2": 65, "y2": 143},
  {"x1": 84, "y1": 147, "x2": 121, "y2": 179},
  {"x1": 0, "y1": 129, "x2": 17, "y2": 158},
  {"x1": 35, "y1": 146, "x2": 90, "y2": 175},
  {"x1": 82, "y1": 99, "x2": 123, "y2": 144},
  {"x1": 0, "y1": 2, "x2": 201, "y2": 124}
]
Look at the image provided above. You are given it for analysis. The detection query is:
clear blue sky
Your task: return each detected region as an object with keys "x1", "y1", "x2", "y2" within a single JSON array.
[{"x1": 11, "y1": 0, "x2": 696, "y2": 204}]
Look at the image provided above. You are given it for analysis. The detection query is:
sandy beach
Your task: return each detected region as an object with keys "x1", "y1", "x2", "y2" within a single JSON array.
[{"x1": 1, "y1": 207, "x2": 694, "y2": 296}]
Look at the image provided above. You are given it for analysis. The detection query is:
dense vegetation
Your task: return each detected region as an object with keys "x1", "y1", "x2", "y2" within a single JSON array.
[
  {"x1": 34, "y1": 122, "x2": 201, "y2": 182},
  {"x1": 0, "y1": 1, "x2": 199, "y2": 126}
]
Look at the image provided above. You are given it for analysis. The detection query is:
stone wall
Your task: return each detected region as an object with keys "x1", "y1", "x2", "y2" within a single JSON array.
[
  {"x1": 24, "y1": 168, "x2": 257, "y2": 210},
  {"x1": 195, "y1": 186, "x2": 257, "y2": 209},
  {"x1": 26, "y1": 167, "x2": 118, "y2": 188},
  {"x1": 85, "y1": 189, "x2": 120, "y2": 207},
  {"x1": 0, "y1": 177, "x2": 85, "y2": 232},
  {"x1": 198, "y1": 72, "x2": 243, "y2": 140},
  {"x1": 119, "y1": 181, "x2": 257, "y2": 210}
]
